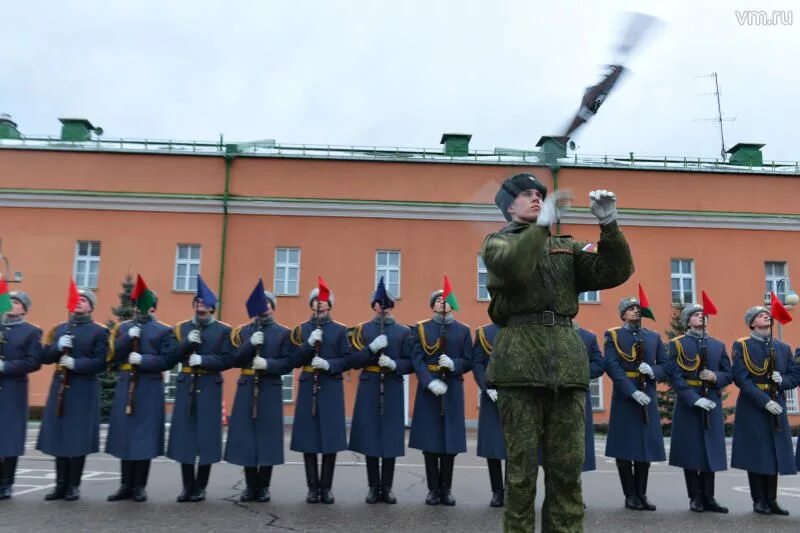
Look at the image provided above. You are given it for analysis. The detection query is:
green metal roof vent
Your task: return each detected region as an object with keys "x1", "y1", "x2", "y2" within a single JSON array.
[
  {"x1": 536, "y1": 135, "x2": 570, "y2": 165},
  {"x1": 440, "y1": 133, "x2": 472, "y2": 156},
  {"x1": 726, "y1": 143, "x2": 765, "y2": 166},
  {"x1": 58, "y1": 118, "x2": 103, "y2": 141},
  {"x1": 0, "y1": 114, "x2": 22, "y2": 140}
]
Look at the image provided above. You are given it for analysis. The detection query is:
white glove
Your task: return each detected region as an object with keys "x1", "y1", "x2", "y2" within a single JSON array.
[
  {"x1": 486, "y1": 389, "x2": 498, "y2": 402},
  {"x1": 57, "y1": 335, "x2": 73, "y2": 351},
  {"x1": 378, "y1": 354, "x2": 397, "y2": 371},
  {"x1": 368, "y1": 334, "x2": 388, "y2": 354},
  {"x1": 250, "y1": 331, "x2": 264, "y2": 346},
  {"x1": 188, "y1": 330, "x2": 202, "y2": 344},
  {"x1": 129, "y1": 352, "x2": 142, "y2": 365},
  {"x1": 59, "y1": 355, "x2": 75, "y2": 370},
  {"x1": 638, "y1": 362, "x2": 654, "y2": 378},
  {"x1": 438, "y1": 354, "x2": 455, "y2": 371},
  {"x1": 589, "y1": 189, "x2": 618, "y2": 225},
  {"x1": 771, "y1": 371, "x2": 783, "y2": 386},
  {"x1": 0, "y1": 360, "x2": 5, "y2": 373},
  {"x1": 307, "y1": 328, "x2": 323, "y2": 346},
  {"x1": 311, "y1": 356, "x2": 330, "y2": 371},
  {"x1": 252, "y1": 356, "x2": 267, "y2": 371},
  {"x1": 694, "y1": 398, "x2": 716, "y2": 411},
  {"x1": 128, "y1": 326, "x2": 141, "y2": 338},
  {"x1": 428, "y1": 379, "x2": 448, "y2": 396},
  {"x1": 536, "y1": 189, "x2": 573, "y2": 227},
  {"x1": 698, "y1": 369, "x2": 717, "y2": 383},
  {"x1": 765, "y1": 400, "x2": 783, "y2": 415},
  {"x1": 188, "y1": 353, "x2": 203, "y2": 367},
  {"x1": 631, "y1": 390, "x2": 651, "y2": 406}
]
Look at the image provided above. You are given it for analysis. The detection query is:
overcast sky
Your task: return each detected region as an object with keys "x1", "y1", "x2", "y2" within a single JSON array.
[{"x1": 3, "y1": 0, "x2": 798, "y2": 161}]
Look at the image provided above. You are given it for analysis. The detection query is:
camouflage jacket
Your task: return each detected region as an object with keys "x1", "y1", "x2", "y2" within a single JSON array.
[{"x1": 481, "y1": 220, "x2": 634, "y2": 390}]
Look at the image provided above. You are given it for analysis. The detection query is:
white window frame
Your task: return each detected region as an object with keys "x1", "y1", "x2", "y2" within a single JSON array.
[
  {"x1": 590, "y1": 377, "x2": 604, "y2": 411},
  {"x1": 173, "y1": 244, "x2": 201, "y2": 292},
  {"x1": 73, "y1": 240, "x2": 101, "y2": 289},
  {"x1": 375, "y1": 250, "x2": 401, "y2": 298},
  {"x1": 477, "y1": 255, "x2": 489, "y2": 301},
  {"x1": 671, "y1": 259, "x2": 696, "y2": 305},
  {"x1": 765, "y1": 261, "x2": 788, "y2": 302},
  {"x1": 579, "y1": 291, "x2": 600, "y2": 304},
  {"x1": 282, "y1": 372, "x2": 295, "y2": 404},
  {"x1": 785, "y1": 388, "x2": 799, "y2": 414},
  {"x1": 274, "y1": 247, "x2": 301, "y2": 296}
]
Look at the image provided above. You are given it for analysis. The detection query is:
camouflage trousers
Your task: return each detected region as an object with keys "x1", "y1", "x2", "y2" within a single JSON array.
[{"x1": 497, "y1": 387, "x2": 585, "y2": 533}]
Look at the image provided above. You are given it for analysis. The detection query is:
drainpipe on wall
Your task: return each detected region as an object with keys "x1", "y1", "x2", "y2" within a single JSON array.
[{"x1": 217, "y1": 150, "x2": 235, "y2": 319}]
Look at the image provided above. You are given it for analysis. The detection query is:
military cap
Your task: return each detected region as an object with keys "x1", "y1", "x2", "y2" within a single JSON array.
[
  {"x1": 618, "y1": 297, "x2": 640, "y2": 318},
  {"x1": 494, "y1": 173, "x2": 548, "y2": 222},
  {"x1": 78, "y1": 289, "x2": 97, "y2": 310},
  {"x1": 308, "y1": 287, "x2": 334, "y2": 308},
  {"x1": 744, "y1": 306, "x2": 770, "y2": 328},
  {"x1": 429, "y1": 290, "x2": 444, "y2": 309},
  {"x1": 680, "y1": 304, "x2": 704, "y2": 328},
  {"x1": 9, "y1": 291, "x2": 31, "y2": 312}
]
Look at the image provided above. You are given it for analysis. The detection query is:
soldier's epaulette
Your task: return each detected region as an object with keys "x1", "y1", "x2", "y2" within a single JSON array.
[
  {"x1": 350, "y1": 322, "x2": 366, "y2": 351},
  {"x1": 290, "y1": 325, "x2": 304, "y2": 346},
  {"x1": 27, "y1": 322, "x2": 42, "y2": 331},
  {"x1": 217, "y1": 320, "x2": 232, "y2": 330},
  {"x1": 157, "y1": 320, "x2": 171, "y2": 329},
  {"x1": 417, "y1": 319, "x2": 432, "y2": 326},
  {"x1": 607, "y1": 326, "x2": 622, "y2": 334},
  {"x1": 231, "y1": 325, "x2": 244, "y2": 348},
  {"x1": 477, "y1": 326, "x2": 493, "y2": 355},
  {"x1": 736, "y1": 336, "x2": 750, "y2": 343},
  {"x1": 333, "y1": 320, "x2": 348, "y2": 329},
  {"x1": 670, "y1": 334, "x2": 685, "y2": 343},
  {"x1": 95, "y1": 321, "x2": 109, "y2": 330},
  {"x1": 174, "y1": 320, "x2": 192, "y2": 342}
]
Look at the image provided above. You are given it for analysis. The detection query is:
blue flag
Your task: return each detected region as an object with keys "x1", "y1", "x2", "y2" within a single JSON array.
[
  {"x1": 371, "y1": 276, "x2": 394, "y2": 309},
  {"x1": 246, "y1": 278, "x2": 269, "y2": 318},
  {"x1": 195, "y1": 274, "x2": 218, "y2": 310}
]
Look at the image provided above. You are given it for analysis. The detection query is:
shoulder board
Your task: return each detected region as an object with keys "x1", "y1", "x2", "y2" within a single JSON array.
[
  {"x1": 231, "y1": 326, "x2": 243, "y2": 348},
  {"x1": 27, "y1": 322, "x2": 42, "y2": 331},
  {"x1": 417, "y1": 319, "x2": 432, "y2": 325},
  {"x1": 670, "y1": 335, "x2": 685, "y2": 342},
  {"x1": 217, "y1": 320, "x2": 232, "y2": 329},
  {"x1": 350, "y1": 322, "x2": 366, "y2": 351},
  {"x1": 459, "y1": 322, "x2": 471, "y2": 331},
  {"x1": 290, "y1": 324, "x2": 304, "y2": 346},
  {"x1": 333, "y1": 320, "x2": 348, "y2": 328},
  {"x1": 173, "y1": 320, "x2": 191, "y2": 342},
  {"x1": 607, "y1": 327, "x2": 622, "y2": 333},
  {"x1": 95, "y1": 321, "x2": 109, "y2": 330},
  {"x1": 275, "y1": 322, "x2": 290, "y2": 330},
  {"x1": 157, "y1": 321, "x2": 171, "y2": 328},
  {"x1": 478, "y1": 323, "x2": 493, "y2": 331},
  {"x1": 736, "y1": 336, "x2": 750, "y2": 342}
]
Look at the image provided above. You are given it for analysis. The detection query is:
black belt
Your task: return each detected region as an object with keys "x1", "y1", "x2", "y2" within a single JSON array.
[{"x1": 507, "y1": 311, "x2": 573, "y2": 327}]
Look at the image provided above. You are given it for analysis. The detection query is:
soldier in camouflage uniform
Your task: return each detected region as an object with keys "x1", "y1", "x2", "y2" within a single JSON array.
[{"x1": 481, "y1": 174, "x2": 634, "y2": 533}]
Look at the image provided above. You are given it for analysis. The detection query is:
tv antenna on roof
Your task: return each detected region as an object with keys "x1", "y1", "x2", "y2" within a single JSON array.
[{"x1": 695, "y1": 72, "x2": 736, "y2": 161}]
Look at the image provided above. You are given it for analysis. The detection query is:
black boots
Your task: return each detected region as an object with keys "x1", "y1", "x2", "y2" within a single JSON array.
[
  {"x1": 304, "y1": 454, "x2": 320, "y2": 503},
  {"x1": 439, "y1": 454, "x2": 456, "y2": 506},
  {"x1": 256, "y1": 466, "x2": 272, "y2": 502},
  {"x1": 748, "y1": 472, "x2": 789, "y2": 515},
  {"x1": 108, "y1": 460, "x2": 134, "y2": 501},
  {"x1": 192, "y1": 464, "x2": 210, "y2": 502},
  {"x1": 633, "y1": 462, "x2": 655, "y2": 511},
  {"x1": 0, "y1": 457, "x2": 18, "y2": 500},
  {"x1": 45, "y1": 457, "x2": 68, "y2": 500},
  {"x1": 616, "y1": 460, "x2": 643, "y2": 510},
  {"x1": 132, "y1": 461, "x2": 150, "y2": 502},
  {"x1": 319, "y1": 453, "x2": 336, "y2": 504},
  {"x1": 685, "y1": 470, "x2": 728, "y2": 513},
  {"x1": 700, "y1": 472, "x2": 727, "y2": 513},
  {"x1": 364, "y1": 456, "x2": 396, "y2": 504},
  {"x1": 488, "y1": 459, "x2": 504, "y2": 508},
  {"x1": 177, "y1": 463, "x2": 209, "y2": 502},
  {"x1": 177, "y1": 463, "x2": 194, "y2": 502},
  {"x1": 424, "y1": 453, "x2": 440, "y2": 505},
  {"x1": 241, "y1": 467, "x2": 258, "y2": 502},
  {"x1": 63, "y1": 456, "x2": 85, "y2": 501}
]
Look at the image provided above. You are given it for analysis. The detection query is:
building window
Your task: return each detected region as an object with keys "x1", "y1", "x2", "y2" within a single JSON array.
[
  {"x1": 579, "y1": 291, "x2": 600, "y2": 303},
  {"x1": 74, "y1": 241, "x2": 100, "y2": 289},
  {"x1": 477, "y1": 255, "x2": 489, "y2": 301},
  {"x1": 174, "y1": 244, "x2": 201, "y2": 292},
  {"x1": 671, "y1": 259, "x2": 695, "y2": 305},
  {"x1": 376, "y1": 250, "x2": 401, "y2": 298},
  {"x1": 282, "y1": 373, "x2": 294, "y2": 403},
  {"x1": 274, "y1": 248, "x2": 300, "y2": 296},
  {"x1": 590, "y1": 377, "x2": 603, "y2": 411},
  {"x1": 765, "y1": 261, "x2": 789, "y2": 301},
  {"x1": 786, "y1": 388, "x2": 799, "y2": 414},
  {"x1": 164, "y1": 364, "x2": 180, "y2": 403}
]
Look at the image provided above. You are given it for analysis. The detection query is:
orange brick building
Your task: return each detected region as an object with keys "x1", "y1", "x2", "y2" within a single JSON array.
[{"x1": 2, "y1": 117, "x2": 799, "y2": 426}]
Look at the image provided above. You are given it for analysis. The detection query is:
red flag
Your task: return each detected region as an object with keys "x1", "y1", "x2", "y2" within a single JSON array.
[
  {"x1": 701, "y1": 290, "x2": 718, "y2": 316},
  {"x1": 67, "y1": 277, "x2": 80, "y2": 312},
  {"x1": 637, "y1": 283, "x2": 655, "y2": 320},
  {"x1": 770, "y1": 291, "x2": 793, "y2": 325},
  {"x1": 317, "y1": 276, "x2": 330, "y2": 303}
]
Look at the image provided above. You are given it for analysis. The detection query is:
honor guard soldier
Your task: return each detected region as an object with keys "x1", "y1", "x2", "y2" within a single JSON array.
[
  {"x1": 408, "y1": 287, "x2": 473, "y2": 507},
  {"x1": 348, "y1": 278, "x2": 413, "y2": 504},
  {"x1": 166, "y1": 276, "x2": 233, "y2": 502},
  {"x1": 37, "y1": 289, "x2": 109, "y2": 501},
  {"x1": 0, "y1": 291, "x2": 43, "y2": 499},
  {"x1": 226, "y1": 286, "x2": 293, "y2": 503},
  {"x1": 481, "y1": 174, "x2": 634, "y2": 532},
  {"x1": 731, "y1": 306, "x2": 798, "y2": 515},
  {"x1": 289, "y1": 284, "x2": 350, "y2": 504},
  {"x1": 576, "y1": 325, "x2": 605, "y2": 476},
  {"x1": 665, "y1": 304, "x2": 731, "y2": 513},
  {"x1": 604, "y1": 297, "x2": 666, "y2": 511},
  {"x1": 472, "y1": 322, "x2": 506, "y2": 507},
  {"x1": 106, "y1": 281, "x2": 177, "y2": 503}
]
